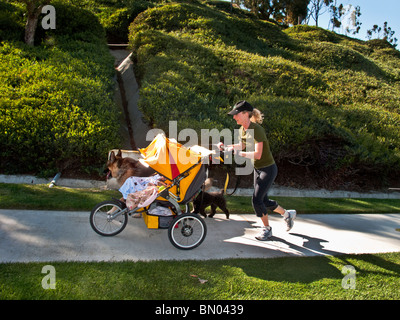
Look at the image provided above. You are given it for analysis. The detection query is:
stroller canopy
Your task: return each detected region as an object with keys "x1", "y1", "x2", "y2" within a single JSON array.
[
  {"x1": 139, "y1": 134, "x2": 210, "y2": 203},
  {"x1": 139, "y1": 134, "x2": 206, "y2": 180}
]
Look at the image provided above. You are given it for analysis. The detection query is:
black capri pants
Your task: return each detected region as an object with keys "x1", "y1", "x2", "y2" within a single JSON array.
[{"x1": 252, "y1": 163, "x2": 279, "y2": 217}]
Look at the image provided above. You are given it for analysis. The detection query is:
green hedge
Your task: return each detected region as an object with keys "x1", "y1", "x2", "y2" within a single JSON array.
[
  {"x1": 0, "y1": 1, "x2": 24, "y2": 42},
  {"x1": 0, "y1": 1, "x2": 121, "y2": 176},
  {"x1": 59, "y1": 0, "x2": 156, "y2": 43},
  {"x1": 128, "y1": 2, "x2": 400, "y2": 187},
  {"x1": 2, "y1": 0, "x2": 399, "y2": 188}
]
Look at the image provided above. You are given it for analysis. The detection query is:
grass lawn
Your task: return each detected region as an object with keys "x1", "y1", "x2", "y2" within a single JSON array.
[
  {"x1": 0, "y1": 183, "x2": 120, "y2": 211},
  {"x1": 0, "y1": 253, "x2": 399, "y2": 300},
  {"x1": 1, "y1": 183, "x2": 400, "y2": 214}
]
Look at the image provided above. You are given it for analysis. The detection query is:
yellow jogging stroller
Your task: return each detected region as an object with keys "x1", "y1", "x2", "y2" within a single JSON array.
[{"x1": 89, "y1": 134, "x2": 216, "y2": 250}]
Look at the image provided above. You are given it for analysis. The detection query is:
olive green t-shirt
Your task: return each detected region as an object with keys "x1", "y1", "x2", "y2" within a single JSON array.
[{"x1": 239, "y1": 122, "x2": 275, "y2": 169}]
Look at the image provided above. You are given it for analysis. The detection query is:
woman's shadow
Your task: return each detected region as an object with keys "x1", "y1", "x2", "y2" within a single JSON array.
[{"x1": 270, "y1": 233, "x2": 342, "y2": 257}]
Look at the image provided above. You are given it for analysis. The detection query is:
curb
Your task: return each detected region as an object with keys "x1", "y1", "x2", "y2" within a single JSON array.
[
  {"x1": 1, "y1": 174, "x2": 399, "y2": 199},
  {"x1": 0, "y1": 174, "x2": 106, "y2": 189}
]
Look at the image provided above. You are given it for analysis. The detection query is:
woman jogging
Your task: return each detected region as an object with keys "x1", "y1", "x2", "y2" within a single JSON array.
[{"x1": 218, "y1": 100, "x2": 296, "y2": 240}]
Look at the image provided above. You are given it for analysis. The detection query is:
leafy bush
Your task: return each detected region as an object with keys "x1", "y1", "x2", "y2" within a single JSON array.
[
  {"x1": 2, "y1": 0, "x2": 399, "y2": 189},
  {"x1": 367, "y1": 38, "x2": 396, "y2": 50},
  {"x1": 0, "y1": 1, "x2": 24, "y2": 42},
  {"x1": 61, "y1": 0, "x2": 156, "y2": 43},
  {"x1": 284, "y1": 24, "x2": 341, "y2": 43},
  {"x1": 128, "y1": 1, "x2": 400, "y2": 189},
  {"x1": 0, "y1": 2, "x2": 121, "y2": 176}
]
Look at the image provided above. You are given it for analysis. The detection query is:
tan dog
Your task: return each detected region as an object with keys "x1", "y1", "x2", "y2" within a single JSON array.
[
  {"x1": 106, "y1": 150, "x2": 156, "y2": 218},
  {"x1": 106, "y1": 150, "x2": 155, "y2": 187}
]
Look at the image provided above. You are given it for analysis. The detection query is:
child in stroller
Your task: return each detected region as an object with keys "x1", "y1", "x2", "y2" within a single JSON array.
[{"x1": 119, "y1": 174, "x2": 168, "y2": 217}]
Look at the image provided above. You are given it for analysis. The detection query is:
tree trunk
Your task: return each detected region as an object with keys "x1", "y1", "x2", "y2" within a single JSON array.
[{"x1": 24, "y1": 2, "x2": 43, "y2": 46}]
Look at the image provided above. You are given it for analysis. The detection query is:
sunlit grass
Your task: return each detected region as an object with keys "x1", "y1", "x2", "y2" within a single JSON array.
[
  {"x1": 1, "y1": 252, "x2": 399, "y2": 300},
  {"x1": 1, "y1": 183, "x2": 400, "y2": 214}
]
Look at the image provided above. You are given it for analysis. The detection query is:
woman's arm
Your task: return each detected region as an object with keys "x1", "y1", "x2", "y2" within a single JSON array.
[
  {"x1": 239, "y1": 141, "x2": 263, "y2": 160},
  {"x1": 217, "y1": 141, "x2": 243, "y2": 152},
  {"x1": 226, "y1": 141, "x2": 243, "y2": 151}
]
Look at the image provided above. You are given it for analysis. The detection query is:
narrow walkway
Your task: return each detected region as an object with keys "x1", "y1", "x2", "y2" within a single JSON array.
[
  {"x1": 1, "y1": 210, "x2": 399, "y2": 262},
  {"x1": 109, "y1": 48, "x2": 151, "y2": 150}
]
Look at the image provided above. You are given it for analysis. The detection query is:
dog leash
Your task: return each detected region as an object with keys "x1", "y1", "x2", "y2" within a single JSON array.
[
  {"x1": 223, "y1": 173, "x2": 229, "y2": 194},
  {"x1": 224, "y1": 172, "x2": 241, "y2": 196}
]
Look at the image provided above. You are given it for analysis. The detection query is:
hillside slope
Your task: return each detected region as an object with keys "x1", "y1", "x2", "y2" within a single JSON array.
[{"x1": 128, "y1": 1, "x2": 400, "y2": 191}]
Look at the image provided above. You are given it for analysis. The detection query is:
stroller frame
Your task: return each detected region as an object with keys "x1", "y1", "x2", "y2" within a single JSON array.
[{"x1": 89, "y1": 135, "x2": 212, "y2": 250}]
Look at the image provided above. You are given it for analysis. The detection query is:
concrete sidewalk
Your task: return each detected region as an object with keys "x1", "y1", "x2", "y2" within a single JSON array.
[{"x1": 1, "y1": 209, "x2": 400, "y2": 263}]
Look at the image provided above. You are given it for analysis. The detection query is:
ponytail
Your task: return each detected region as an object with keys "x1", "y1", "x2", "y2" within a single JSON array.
[{"x1": 250, "y1": 108, "x2": 264, "y2": 124}]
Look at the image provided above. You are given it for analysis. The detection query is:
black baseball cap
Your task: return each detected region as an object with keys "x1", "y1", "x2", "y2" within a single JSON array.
[{"x1": 227, "y1": 100, "x2": 254, "y2": 115}]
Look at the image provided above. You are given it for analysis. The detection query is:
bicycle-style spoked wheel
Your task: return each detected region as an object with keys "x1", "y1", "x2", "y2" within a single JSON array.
[
  {"x1": 90, "y1": 200, "x2": 128, "y2": 236},
  {"x1": 168, "y1": 213, "x2": 207, "y2": 250}
]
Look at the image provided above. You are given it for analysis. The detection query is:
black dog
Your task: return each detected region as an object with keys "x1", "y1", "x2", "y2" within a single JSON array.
[{"x1": 192, "y1": 190, "x2": 230, "y2": 219}]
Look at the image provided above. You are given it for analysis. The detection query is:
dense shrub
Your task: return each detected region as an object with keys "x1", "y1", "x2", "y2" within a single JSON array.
[
  {"x1": 0, "y1": 2, "x2": 121, "y2": 176},
  {"x1": 128, "y1": 1, "x2": 400, "y2": 189},
  {"x1": 62, "y1": 0, "x2": 156, "y2": 43},
  {"x1": 0, "y1": 1, "x2": 24, "y2": 42},
  {"x1": 2, "y1": 0, "x2": 399, "y2": 189},
  {"x1": 284, "y1": 25, "x2": 342, "y2": 43},
  {"x1": 367, "y1": 38, "x2": 396, "y2": 50}
]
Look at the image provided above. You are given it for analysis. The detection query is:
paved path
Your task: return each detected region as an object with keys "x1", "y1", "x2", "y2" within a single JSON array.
[{"x1": 1, "y1": 209, "x2": 400, "y2": 263}]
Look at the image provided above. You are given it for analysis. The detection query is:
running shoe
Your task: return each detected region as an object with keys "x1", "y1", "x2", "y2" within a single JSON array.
[
  {"x1": 255, "y1": 226, "x2": 272, "y2": 241},
  {"x1": 283, "y1": 210, "x2": 296, "y2": 231}
]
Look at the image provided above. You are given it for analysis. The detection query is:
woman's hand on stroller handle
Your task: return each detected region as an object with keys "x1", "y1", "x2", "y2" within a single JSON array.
[{"x1": 218, "y1": 143, "x2": 235, "y2": 153}]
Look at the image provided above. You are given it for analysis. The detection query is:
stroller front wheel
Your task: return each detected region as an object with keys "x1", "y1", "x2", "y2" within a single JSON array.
[
  {"x1": 168, "y1": 213, "x2": 207, "y2": 250},
  {"x1": 90, "y1": 199, "x2": 128, "y2": 236}
]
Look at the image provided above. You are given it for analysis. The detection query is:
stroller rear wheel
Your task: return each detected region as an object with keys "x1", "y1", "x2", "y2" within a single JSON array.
[
  {"x1": 168, "y1": 213, "x2": 207, "y2": 250},
  {"x1": 90, "y1": 199, "x2": 128, "y2": 236}
]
